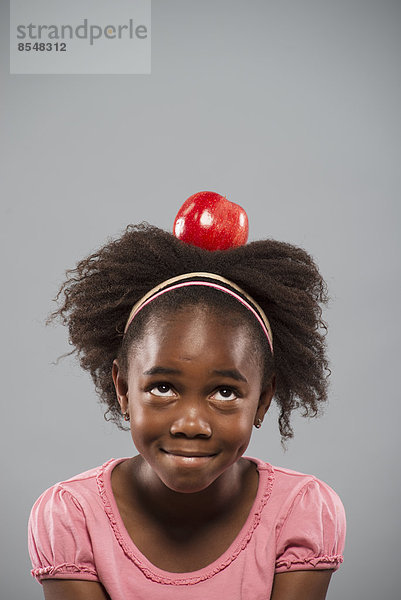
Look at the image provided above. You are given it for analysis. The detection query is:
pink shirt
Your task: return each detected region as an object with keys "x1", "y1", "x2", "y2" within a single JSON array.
[{"x1": 28, "y1": 456, "x2": 346, "y2": 599}]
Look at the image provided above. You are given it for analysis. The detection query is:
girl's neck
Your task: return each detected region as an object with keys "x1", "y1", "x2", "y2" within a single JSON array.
[{"x1": 127, "y1": 455, "x2": 257, "y2": 527}]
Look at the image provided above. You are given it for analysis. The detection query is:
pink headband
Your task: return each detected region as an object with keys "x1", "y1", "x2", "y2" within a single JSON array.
[{"x1": 124, "y1": 272, "x2": 273, "y2": 355}]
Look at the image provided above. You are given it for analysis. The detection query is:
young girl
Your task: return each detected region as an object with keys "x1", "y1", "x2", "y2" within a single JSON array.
[{"x1": 28, "y1": 198, "x2": 346, "y2": 600}]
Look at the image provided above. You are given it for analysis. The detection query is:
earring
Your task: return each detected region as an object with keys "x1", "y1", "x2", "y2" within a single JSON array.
[
  {"x1": 123, "y1": 411, "x2": 130, "y2": 422},
  {"x1": 255, "y1": 418, "x2": 262, "y2": 429}
]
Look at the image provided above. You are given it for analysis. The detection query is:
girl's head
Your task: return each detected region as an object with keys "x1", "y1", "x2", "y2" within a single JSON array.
[
  {"x1": 112, "y1": 301, "x2": 275, "y2": 493},
  {"x1": 50, "y1": 223, "x2": 330, "y2": 444}
]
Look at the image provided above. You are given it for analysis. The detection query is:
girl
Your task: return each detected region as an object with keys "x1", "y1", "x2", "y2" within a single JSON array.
[{"x1": 28, "y1": 198, "x2": 346, "y2": 600}]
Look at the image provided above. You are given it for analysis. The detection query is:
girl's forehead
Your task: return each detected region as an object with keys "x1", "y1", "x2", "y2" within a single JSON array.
[
  {"x1": 129, "y1": 306, "x2": 259, "y2": 368},
  {"x1": 144, "y1": 304, "x2": 249, "y2": 340}
]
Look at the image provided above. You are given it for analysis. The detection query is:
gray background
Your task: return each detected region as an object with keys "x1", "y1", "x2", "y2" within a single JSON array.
[{"x1": 1, "y1": 1, "x2": 400, "y2": 598}]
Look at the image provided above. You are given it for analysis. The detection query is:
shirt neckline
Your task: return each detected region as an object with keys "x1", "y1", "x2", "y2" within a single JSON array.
[{"x1": 96, "y1": 455, "x2": 275, "y2": 586}]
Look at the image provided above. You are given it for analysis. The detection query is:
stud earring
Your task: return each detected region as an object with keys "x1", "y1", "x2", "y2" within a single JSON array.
[
  {"x1": 123, "y1": 411, "x2": 130, "y2": 422},
  {"x1": 255, "y1": 418, "x2": 262, "y2": 429}
]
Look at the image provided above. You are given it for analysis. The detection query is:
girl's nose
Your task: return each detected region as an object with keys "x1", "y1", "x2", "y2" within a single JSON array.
[{"x1": 169, "y1": 402, "x2": 212, "y2": 438}]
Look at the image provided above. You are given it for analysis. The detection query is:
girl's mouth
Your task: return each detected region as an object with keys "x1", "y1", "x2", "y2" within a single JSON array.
[{"x1": 161, "y1": 448, "x2": 217, "y2": 466}]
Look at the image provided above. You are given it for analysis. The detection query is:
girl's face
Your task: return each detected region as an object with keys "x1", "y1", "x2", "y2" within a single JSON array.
[{"x1": 114, "y1": 305, "x2": 275, "y2": 494}]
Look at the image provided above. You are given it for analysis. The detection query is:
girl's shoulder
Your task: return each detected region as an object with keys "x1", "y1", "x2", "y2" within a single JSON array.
[
  {"x1": 29, "y1": 457, "x2": 126, "y2": 511},
  {"x1": 28, "y1": 457, "x2": 128, "y2": 581},
  {"x1": 246, "y1": 455, "x2": 345, "y2": 520},
  {"x1": 247, "y1": 456, "x2": 346, "y2": 572},
  {"x1": 249, "y1": 455, "x2": 342, "y2": 492}
]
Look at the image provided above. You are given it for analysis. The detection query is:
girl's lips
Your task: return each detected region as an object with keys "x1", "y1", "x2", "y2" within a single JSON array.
[
  {"x1": 161, "y1": 449, "x2": 217, "y2": 466},
  {"x1": 162, "y1": 449, "x2": 216, "y2": 457}
]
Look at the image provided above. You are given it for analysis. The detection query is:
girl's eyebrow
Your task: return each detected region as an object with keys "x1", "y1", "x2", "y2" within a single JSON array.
[
  {"x1": 213, "y1": 369, "x2": 248, "y2": 383},
  {"x1": 143, "y1": 366, "x2": 180, "y2": 376},
  {"x1": 143, "y1": 366, "x2": 247, "y2": 383}
]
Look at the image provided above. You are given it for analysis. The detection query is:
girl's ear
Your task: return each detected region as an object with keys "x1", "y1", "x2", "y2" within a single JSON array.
[
  {"x1": 112, "y1": 359, "x2": 129, "y2": 413},
  {"x1": 255, "y1": 374, "x2": 276, "y2": 427}
]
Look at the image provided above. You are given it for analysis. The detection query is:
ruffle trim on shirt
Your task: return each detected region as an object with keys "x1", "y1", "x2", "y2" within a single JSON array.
[
  {"x1": 96, "y1": 458, "x2": 275, "y2": 586},
  {"x1": 275, "y1": 554, "x2": 344, "y2": 572},
  {"x1": 31, "y1": 563, "x2": 98, "y2": 580}
]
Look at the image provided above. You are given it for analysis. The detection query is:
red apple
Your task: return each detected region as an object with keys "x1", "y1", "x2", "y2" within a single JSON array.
[{"x1": 173, "y1": 191, "x2": 249, "y2": 251}]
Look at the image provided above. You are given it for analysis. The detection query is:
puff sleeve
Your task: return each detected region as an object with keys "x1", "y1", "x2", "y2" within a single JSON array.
[
  {"x1": 275, "y1": 478, "x2": 346, "y2": 573},
  {"x1": 28, "y1": 484, "x2": 99, "y2": 583}
]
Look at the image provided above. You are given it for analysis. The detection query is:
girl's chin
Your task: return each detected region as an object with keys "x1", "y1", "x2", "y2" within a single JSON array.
[
  {"x1": 139, "y1": 450, "x2": 240, "y2": 494},
  {"x1": 156, "y1": 468, "x2": 224, "y2": 495}
]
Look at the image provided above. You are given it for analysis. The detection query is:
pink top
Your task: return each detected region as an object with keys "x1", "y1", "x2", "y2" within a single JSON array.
[{"x1": 28, "y1": 456, "x2": 346, "y2": 599}]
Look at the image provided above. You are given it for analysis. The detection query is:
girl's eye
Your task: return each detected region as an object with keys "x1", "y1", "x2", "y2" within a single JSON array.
[
  {"x1": 149, "y1": 384, "x2": 176, "y2": 397},
  {"x1": 212, "y1": 387, "x2": 238, "y2": 402}
]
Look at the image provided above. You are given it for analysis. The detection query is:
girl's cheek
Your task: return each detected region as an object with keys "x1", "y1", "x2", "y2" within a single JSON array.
[{"x1": 130, "y1": 406, "x2": 168, "y2": 438}]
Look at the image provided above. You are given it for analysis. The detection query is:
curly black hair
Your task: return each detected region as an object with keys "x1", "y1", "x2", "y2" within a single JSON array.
[{"x1": 48, "y1": 223, "x2": 330, "y2": 443}]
